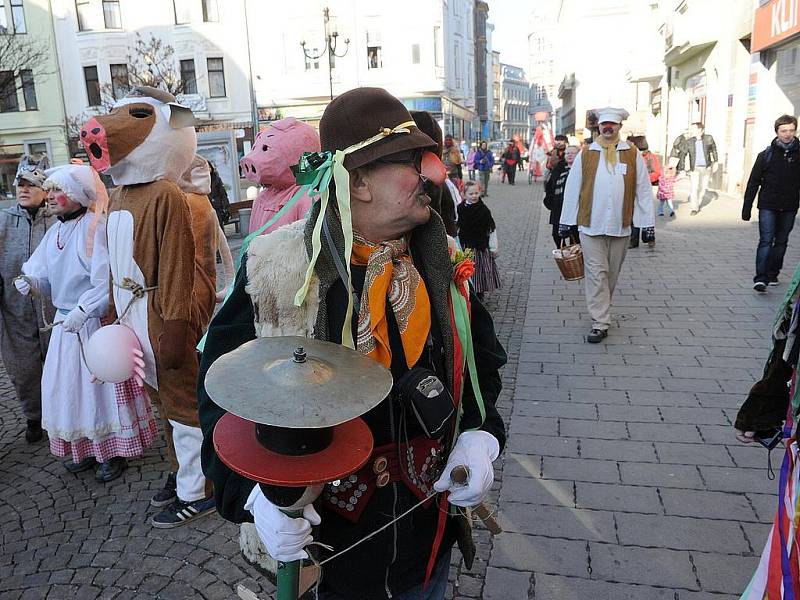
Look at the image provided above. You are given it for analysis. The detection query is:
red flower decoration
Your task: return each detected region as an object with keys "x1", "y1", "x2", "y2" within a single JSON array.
[{"x1": 453, "y1": 259, "x2": 475, "y2": 286}]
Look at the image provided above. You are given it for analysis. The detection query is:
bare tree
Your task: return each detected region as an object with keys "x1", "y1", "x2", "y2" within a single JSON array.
[
  {"x1": 0, "y1": 31, "x2": 52, "y2": 93},
  {"x1": 126, "y1": 33, "x2": 187, "y2": 95}
]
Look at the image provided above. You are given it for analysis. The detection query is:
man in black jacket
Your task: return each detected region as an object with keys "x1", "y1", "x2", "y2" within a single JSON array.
[
  {"x1": 683, "y1": 122, "x2": 718, "y2": 215},
  {"x1": 743, "y1": 114, "x2": 800, "y2": 292},
  {"x1": 198, "y1": 87, "x2": 507, "y2": 600}
]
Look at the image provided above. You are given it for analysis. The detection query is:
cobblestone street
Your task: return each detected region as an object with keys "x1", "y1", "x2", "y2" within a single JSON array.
[{"x1": 1, "y1": 172, "x2": 795, "y2": 599}]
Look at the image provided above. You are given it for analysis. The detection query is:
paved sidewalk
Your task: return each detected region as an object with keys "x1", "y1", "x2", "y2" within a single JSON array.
[{"x1": 483, "y1": 182, "x2": 798, "y2": 599}]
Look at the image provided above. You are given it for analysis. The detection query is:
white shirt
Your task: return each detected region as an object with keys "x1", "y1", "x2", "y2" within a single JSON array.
[
  {"x1": 560, "y1": 139, "x2": 655, "y2": 237},
  {"x1": 22, "y1": 213, "x2": 110, "y2": 317},
  {"x1": 694, "y1": 138, "x2": 707, "y2": 168}
]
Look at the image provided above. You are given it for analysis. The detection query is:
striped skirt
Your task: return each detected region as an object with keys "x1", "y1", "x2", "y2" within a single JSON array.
[{"x1": 472, "y1": 248, "x2": 501, "y2": 294}]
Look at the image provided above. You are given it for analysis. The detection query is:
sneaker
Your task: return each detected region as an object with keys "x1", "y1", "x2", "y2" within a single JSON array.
[
  {"x1": 95, "y1": 457, "x2": 128, "y2": 483},
  {"x1": 63, "y1": 456, "x2": 98, "y2": 473},
  {"x1": 669, "y1": 211, "x2": 675, "y2": 217},
  {"x1": 587, "y1": 328, "x2": 608, "y2": 343},
  {"x1": 151, "y1": 496, "x2": 216, "y2": 529},
  {"x1": 151, "y1": 473, "x2": 177, "y2": 508},
  {"x1": 769, "y1": 278, "x2": 780, "y2": 286},
  {"x1": 753, "y1": 281, "x2": 767, "y2": 293},
  {"x1": 25, "y1": 419, "x2": 42, "y2": 443},
  {"x1": 628, "y1": 242, "x2": 639, "y2": 249},
  {"x1": 690, "y1": 210, "x2": 698, "y2": 216}
]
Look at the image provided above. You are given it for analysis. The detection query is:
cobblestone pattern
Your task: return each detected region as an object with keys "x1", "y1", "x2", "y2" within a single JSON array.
[{"x1": 483, "y1": 180, "x2": 799, "y2": 599}]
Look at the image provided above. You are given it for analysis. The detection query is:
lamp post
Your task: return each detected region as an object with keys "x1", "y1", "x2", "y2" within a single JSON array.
[{"x1": 300, "y1": 7, "x2": 349, "y2": 101}]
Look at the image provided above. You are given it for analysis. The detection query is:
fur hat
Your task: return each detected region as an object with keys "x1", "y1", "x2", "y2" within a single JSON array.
[{"x1": 319, "y1": 87, "x2": 436, "y2": 171}]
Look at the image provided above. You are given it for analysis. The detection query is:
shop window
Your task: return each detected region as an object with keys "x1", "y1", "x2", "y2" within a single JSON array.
[
  {"x1": 10, "y1": 0, "x2": 24, "y2": 33},
  {"x1": 21, "y1": 69, "x2": 35, "y2": 110},
  {"x1": 202, "y1": 0, "x2": 218, "y2": 22},
  {"x1": 207, "y1": 57, "x2": 226, "y2": 97},
  {"x1": 110, "y1": 63, "x2": 129, "y2": 100},
  {"x1": 0, "y1": 71, "x2": 18, "y2": 112},
  {"x1": 102, "y1": 0, "x2": 120, "y2": 29},
  {"x1": 75, "y1": 0, "x2": 91, "y2": 31},
  {"x1": 180, "y1": 59, "x2": 197, "y2": 94},
  {"x1": 84, "y1": 65, "x2": 101, "y2": 106}
]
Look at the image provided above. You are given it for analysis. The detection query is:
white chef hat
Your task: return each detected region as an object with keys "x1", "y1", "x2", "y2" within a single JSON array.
[
  {"x1": 43, "y1": 165, "x2": 97, "y2": 207},
  {"x1": 596, "y1": 107, "x2": 630, "y2": 124}
]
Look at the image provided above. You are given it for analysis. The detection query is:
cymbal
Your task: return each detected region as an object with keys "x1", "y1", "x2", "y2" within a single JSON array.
[{"x1": 204, "y1": 336, "x2": 392, "y2": 429}]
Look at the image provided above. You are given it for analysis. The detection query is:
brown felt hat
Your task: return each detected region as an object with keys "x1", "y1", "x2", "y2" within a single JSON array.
[{"x1": 320, "y1": 87, "x2": 437, "y2": 171}]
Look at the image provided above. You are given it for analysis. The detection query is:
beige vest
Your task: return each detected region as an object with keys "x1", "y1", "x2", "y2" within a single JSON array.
[{"x1": 578, "y1": 144, "x2": 638, "y2": 228}]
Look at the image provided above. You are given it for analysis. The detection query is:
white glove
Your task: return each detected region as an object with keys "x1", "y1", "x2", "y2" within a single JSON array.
[
  {"x1": 244, "y1": 484, "x2": 321, "y2": 562},
  {"x1": 14, "y1": 277, "x2": 31, "y2": 296},
  {"x1": 62, "y1": 307, "x2": 89, "y2": 333},
  {"x1": 433, "y1": 430, "x2": 500, "y2": 507}
]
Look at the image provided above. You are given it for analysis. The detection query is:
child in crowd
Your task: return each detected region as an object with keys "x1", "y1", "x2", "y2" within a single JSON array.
[
  {"x1": 657, "y1": 165, "x2": 676, "y2": 217},
  {"x1": 457, "y1": 180, "x2": 501, "y2": 298}
]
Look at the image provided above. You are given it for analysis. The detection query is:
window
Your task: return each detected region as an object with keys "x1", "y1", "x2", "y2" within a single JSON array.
[
  {"x1": 304, "y1": 48, "x2": 320, "y2": 71},
  {"x1": 202, "y1": 0, "x2": 218, "y2": 22},
  {"x1": 11, "y1": 0, "x2": 24, "y2": 33},
  {"x1": 21, "y1": 70, "x2": 35, "y2": 110},
  {"x1": 0, "y1": 71, "x2": 18, "y2": 112},
  {"x1": 172, "y1": 0, "x2": 190, "y2": 24},
  {"x1": 102, "y1": 0, "x2": 120, "y2": 28},
  {"x1": 110, "y1": 63, "x2": 129, "y2": 99},
  {"x1": 207, "y1": 57, "x2": 226, "y2": 97},
  {"x1": 411, "y1": 44, "x2": 420, "y2": 64},
  {"x1": 0, "y1": 1, "x2": 8, "y2": 34},
  {"x1": 433, "y1": 26, "x2": 443, "y2": 67},
  {"x1": 180, "y1": 59, "x2": 197, "y2": 94},
  {"x1": 366, "y1": 30, "x2": 382, "y2": 69},
  {"x1": 26, "y1": 141, "x2": 48, "y2": 156},
  {"x1": 75, "y1": 0, "x2": 91, "y2": 30},
  {"x1": 84, "y1": 65, "x2": 101, "y2": 105}
]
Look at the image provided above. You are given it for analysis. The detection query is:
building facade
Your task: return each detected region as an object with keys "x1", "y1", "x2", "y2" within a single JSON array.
[
  {"x1": 527, "y1": 0, "x2": 560, "y2": 130},
  {"x1": 500, "y1": 63, "x2": 529, "y2": 140},
  {"x1": 660, "y1": 0, "x2": 753, "y2": 195},
  {"x1": 50, "y1": 0, "x2": 254, "y2": 200},
  {"x1": 245, "y1": 0, "x2": 477, "y2": 141},
  {"x1": 0, "y1": 0, "x2": 68, "y2": 197}
]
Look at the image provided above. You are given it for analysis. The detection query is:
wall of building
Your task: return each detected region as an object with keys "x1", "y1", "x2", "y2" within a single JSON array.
[{"x1": 0, "y1": 0, "x2": 68, "y2": 196}]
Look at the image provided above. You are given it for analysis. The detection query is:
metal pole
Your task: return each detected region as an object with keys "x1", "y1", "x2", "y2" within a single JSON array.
[{"x1": 275, "y1": 507, "x2": 302, "y2": 600}]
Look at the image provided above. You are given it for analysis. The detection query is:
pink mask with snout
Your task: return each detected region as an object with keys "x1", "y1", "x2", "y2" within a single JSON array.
[{"x1": 240, "y1": 117, "x2": 321, "y2": 190}]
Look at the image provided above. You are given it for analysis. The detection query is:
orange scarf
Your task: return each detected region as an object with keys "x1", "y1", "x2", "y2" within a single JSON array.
[{"x1": 351, "y1": 235, "x2": 432, "y2": 369}]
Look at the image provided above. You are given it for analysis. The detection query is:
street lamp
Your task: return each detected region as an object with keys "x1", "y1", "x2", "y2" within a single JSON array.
[{"x1": 300, "y1": 7, "x2": 349, "y2": 101}]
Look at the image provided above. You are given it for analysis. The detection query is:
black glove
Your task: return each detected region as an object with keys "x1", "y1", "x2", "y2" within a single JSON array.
[
  {"x1": 641, "y1": 227, "x2": 655, "y2": 244},
  {"x1": 558, "y1": 224, "x2": 573, "y2": 239},
  {"x1": 742, "y1": 206, "x2": 752, "y2": 221}
]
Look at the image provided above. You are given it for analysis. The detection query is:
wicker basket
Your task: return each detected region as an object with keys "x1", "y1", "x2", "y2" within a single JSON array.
[{"x1": 552, "y1": 240, "x2": 585, "y2": 281}]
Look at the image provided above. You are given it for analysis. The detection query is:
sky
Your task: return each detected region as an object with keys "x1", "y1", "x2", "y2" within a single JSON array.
[{"x1": 486, "y1": 0, "x2": 533, "y2": 69}]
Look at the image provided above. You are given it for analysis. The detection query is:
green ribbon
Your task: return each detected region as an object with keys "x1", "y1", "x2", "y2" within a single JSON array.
[
  {"x1": 449, "y1": 280, "x2": 486, "y2": 432},
  {"x1": 196, "y1": 181, "x2": 315, "y2": 352},
  {"x1": 294, "y1": 151, "x2": 356, "y2": 350}
]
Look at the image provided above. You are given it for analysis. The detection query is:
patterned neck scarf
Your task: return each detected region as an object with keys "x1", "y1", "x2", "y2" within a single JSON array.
[
  {"x1": 351, "y1": 234, "x2": 432, "y2": 369},
  {"x1": 596, "y1": 133, "x2": 621, "y2": 174}
]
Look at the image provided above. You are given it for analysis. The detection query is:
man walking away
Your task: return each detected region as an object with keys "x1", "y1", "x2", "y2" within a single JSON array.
[
  {"x1": 743, "y1": 114, "x2": 800, "y2": 293},
  {"x1": 560, "y1": 107, "x2": 655, "y2": 343},
  {"x1": 684, "y1": 122, "x2": 718, "y2": 215},
  {"x1": 475, "y1": 141, "x2": 494, "y2": 196}
]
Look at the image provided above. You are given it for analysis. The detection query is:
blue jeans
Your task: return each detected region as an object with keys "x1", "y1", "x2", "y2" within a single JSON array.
[
  {"x1": 755, "y1": 209, "x2": 797, "y2": 284},
  {"x1": 317, "y1": 551, "x2": 451, "y2": 600}
]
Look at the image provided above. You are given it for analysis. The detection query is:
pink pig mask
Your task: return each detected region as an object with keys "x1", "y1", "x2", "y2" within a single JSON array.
[{"x1": 240, "y1": 117, "x2": 321, "y2": 190}]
